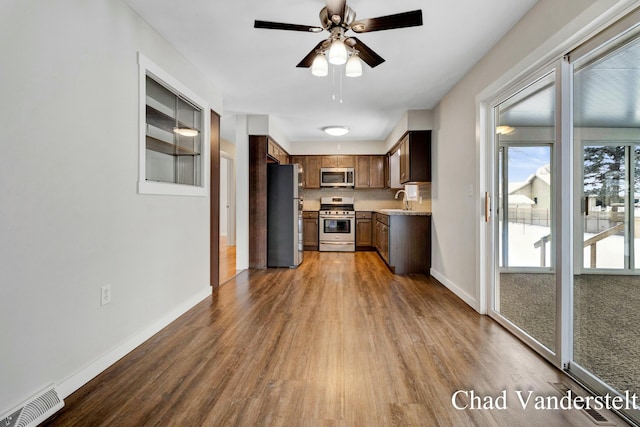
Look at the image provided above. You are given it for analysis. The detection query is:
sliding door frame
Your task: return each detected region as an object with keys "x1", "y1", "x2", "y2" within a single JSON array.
[{"x1": 480, "y1": 6, "x2": 640, "y2": 424}]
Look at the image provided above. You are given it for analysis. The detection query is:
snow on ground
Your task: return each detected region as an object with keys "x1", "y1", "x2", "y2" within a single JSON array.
[{"x1": 503, "y1": 222, "x2": 639, "y2": 269}]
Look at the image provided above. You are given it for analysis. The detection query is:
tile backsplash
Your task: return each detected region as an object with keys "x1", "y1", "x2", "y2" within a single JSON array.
[{"x1": 302, "y1": 183, "x2": 431, "y2": 212}]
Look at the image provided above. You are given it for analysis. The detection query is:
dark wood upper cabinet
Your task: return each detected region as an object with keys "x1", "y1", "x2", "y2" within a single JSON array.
[
  {"x1": 399, "y1": 130, "x2": 431, "y2": 184},
  {"x1": 321, "y1": 155, "x2": 354, "y2": 168},
  {"x1": 355, "y1": 155, "x2": 385, "y2": 189},
  {"x1": 355, "y1": 156, "x2": 370, "y2": 188},
  {"x1": 267, "y1": 138, "x2": 289, "y2": 164},
  {"x1": 291, "y1": 155, "x2": 320, "y2": 189},
  {"x1": 306, "y1": 156, "x2": 321, "y2": 188}
]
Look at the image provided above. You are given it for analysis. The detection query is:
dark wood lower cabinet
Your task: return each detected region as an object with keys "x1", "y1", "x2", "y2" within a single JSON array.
[
  {"x1": 303, "y1": 211, "x2": 319, "y2": 250},
  {"x1": 374, "y1": 213, "x2": 431, "y2": 274},
  {"x1": 356, "y1": 211, "x2": 374, "y2": 250}
]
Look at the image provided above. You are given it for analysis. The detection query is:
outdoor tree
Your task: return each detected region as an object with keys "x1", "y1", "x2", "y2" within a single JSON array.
[{"x1": 582, "y1": 146, "x2": 640, "y2": 207}]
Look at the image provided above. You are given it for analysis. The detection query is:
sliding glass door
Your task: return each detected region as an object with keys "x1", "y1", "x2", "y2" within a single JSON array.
[
  {"x1": 486, "y1": 9, "x2": 640, "y2": 424},
  {"x1": 571, "y1": 33, "x2": 640, "y2": 420},
  {"x1": 492, "y1": 72, "x2": 557, "y2": 355}
]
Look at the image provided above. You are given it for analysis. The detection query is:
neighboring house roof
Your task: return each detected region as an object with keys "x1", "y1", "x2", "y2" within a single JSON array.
[
  {"x1": 508, "y1": 194, "x2": 536, "y2": 205},
  {"x1": 508, "y1": 164, "x2": 551, "y2": 195},
  {"x1": 509, "y1": 181, "x2": 528, "y2": 194}
]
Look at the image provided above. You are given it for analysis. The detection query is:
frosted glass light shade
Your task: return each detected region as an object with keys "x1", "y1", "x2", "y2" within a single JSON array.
[
  {"x1": 322, "y1": 126, "x2": 349, "y2": 136},
  {"x1": 345, "y1": 55, "x2": 362, "y2": 77},
  {"x1": 328, "y1": 39, "x2": 348, "y2": 65},
  {"x1": 311, "y1": 54, "x2": 328, "y2": 77}
]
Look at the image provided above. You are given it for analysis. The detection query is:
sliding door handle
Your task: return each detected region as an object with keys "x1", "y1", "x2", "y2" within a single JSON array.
[
  {"x1": 485, "y1": 192, "x2": 491, "y2": 222},
  {"x1": 584, "y1": 196, "x2": 589, "y2": 216}
]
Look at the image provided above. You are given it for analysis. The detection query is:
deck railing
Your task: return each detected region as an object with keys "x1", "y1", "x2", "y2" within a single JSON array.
[
  {"x1": 533, "y1": 222, "x2": 625, "y2": 267},
  {"x1": 583, "y1": 222, "x2": 625, "y2": 268}
]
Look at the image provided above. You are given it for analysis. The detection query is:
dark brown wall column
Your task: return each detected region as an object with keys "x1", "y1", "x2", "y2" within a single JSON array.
[
  {"x1": 249, "y1": 135, "x2": 268, "y2": 268},
  {"x1": 210, "y1": 110, "x2": 221, "y2": 288}
]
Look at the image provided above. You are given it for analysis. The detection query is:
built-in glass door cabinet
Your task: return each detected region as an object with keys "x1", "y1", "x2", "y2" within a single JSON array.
[{"x1": 145, "y1": 76, "x2": 202, "y2": 185}]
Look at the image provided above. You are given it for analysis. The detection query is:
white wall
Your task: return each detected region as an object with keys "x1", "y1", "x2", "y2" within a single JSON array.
[
  {"x1": 384, "y1": 110, "x2": 434, "y2": 152},
  {"x1": 247, "y1": 114, "x2": 292, "y2": 152},
  {"x1": 291, "y1": 140, "x2": 388, "y2": 155},
  {"x1": 430, "y1": 0, "x2": 633, "y2": 311},
  {"x1": 0, "y1": 0, "x2": 222, "y2": 414},
  {"x1": 235, "y1": 115, "x2": 250, "y2": 270},
  {"x1": 220, "y1": 158, "x2": 228, "y2": 236}
]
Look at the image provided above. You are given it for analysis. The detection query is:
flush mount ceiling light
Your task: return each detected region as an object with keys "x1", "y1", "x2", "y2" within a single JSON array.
[
  {"x1": 322, "y1": 126, "x2": 350, "y2": 136},
  {"x1": 173, "y1": 127, "x2": 199, "y2": 137}
]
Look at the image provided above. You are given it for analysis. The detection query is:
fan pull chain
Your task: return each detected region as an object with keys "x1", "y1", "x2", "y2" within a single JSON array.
[
  {"x1": 331, "y1": 65, "x2": 336, "y2": 101},
  {"x1": 339, "y1": 66, "x2": 343, "y2": 104},
  {"x1": 330, "y1": 65, "x2": 344, "y2": 103}
]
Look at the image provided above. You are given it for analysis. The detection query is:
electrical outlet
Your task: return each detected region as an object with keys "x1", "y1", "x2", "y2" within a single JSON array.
[{"x1": 101, "y1": 284, "x2": 112, "y2": 306}]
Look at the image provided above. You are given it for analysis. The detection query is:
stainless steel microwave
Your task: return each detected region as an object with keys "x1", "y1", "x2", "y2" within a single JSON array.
[{"x1": 320, "y1": 167, "x2": 355, "y2": 187}]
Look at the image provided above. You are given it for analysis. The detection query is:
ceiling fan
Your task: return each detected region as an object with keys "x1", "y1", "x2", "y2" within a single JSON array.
[{"x1": 254, "y1": 0, "x2": 423, "y2": 77}]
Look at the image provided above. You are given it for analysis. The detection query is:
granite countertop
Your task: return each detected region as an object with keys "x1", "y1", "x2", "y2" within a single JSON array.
[{"x1": 373, "y1": 209, "x2": 431, "y2": 216}]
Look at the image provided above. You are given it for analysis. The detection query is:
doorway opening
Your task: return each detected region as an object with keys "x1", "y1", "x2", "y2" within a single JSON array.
[{"x1": 220, "y1": 153, "x2": 238, "y2": 283}]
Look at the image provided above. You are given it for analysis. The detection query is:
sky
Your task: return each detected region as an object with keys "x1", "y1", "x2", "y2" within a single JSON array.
[{"x1": 506, "y1": 146, "x2": 550, "y2": 182}]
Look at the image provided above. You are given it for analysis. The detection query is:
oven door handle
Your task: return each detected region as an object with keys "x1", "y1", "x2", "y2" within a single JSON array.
[{"x1": 320, "y1": 215, "x2": 355, "y2": 219}]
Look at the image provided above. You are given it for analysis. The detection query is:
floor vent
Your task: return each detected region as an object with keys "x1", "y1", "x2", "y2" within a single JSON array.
[
  {"x1": 550, "y1": 382, "x2": 614, "y2": 426},
  {"x1": 0, "y1": 385, "x2": 64, "y2": 427}
]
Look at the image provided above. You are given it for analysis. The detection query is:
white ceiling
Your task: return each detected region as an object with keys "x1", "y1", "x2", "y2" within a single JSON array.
[{"x1": 124, "y1": 0, "x2": 538, "y2": 144}]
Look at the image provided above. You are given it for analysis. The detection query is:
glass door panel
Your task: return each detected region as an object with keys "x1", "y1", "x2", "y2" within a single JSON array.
[
  {"x1": 494, "y1": 72, "x2": 556, "y2": 353},
  {"x1": 582, "y1": 144, "x2": 629, "y2": 269},
  {"x1": 572, "y1": 31, "x2": 640, "y2": 423}
]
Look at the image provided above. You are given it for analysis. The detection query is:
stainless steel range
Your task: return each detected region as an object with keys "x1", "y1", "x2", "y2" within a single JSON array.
[{"x1": 319, "y1": 196, "x2": 355, "y2": 252}]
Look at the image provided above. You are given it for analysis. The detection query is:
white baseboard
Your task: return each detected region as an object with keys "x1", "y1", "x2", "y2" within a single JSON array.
[
  {"x1": 430, "y1": 268, "x2": 480, "y2": 313},
  {"x1": 57, "y1": 287, "x2": 212, "y2": 399}
]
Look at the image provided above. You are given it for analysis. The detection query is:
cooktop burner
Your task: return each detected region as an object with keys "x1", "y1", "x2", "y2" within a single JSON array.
[{"x1": 319, "y1": 196, "x2": 355, "y2": 214}]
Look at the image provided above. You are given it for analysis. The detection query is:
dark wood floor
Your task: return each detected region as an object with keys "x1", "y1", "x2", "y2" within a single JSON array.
[{"x1": 45, "y1": 252, "x2": 625, "y2": 426}]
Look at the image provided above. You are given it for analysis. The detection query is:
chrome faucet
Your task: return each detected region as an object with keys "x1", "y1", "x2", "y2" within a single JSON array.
[{"x1": 395, "y1": 189, "x2": 410, "y2": 210}]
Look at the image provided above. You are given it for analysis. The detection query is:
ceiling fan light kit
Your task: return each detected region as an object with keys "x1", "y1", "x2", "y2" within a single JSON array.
[
  {"x1": 345, "y1": 55, "x2": 362, "y2": 77},
  {"x1": 311, "y1": 54, "x2": 329, "y2": 77},
  {"x1": 328, "y1": 38, "x2": 348, "y2": 65}
]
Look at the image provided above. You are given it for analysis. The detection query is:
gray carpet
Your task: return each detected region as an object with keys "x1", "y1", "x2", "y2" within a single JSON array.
[{"x1": 499, "y1": 273, "x2": 640, "y2": 396}]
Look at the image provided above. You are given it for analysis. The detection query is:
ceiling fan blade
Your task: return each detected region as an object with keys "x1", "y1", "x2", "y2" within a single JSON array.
[
  {"x1": 296, "y1": 41, "x2": 327, "y2": 68},
  {"x1": 325, "y1": 0, "x2": 346, "y2": 24},
  {"x1": 351, "y1": 10, "x2": 423, "y2": 33},
  {"x1": 254, "y1": 20, "x2": 323, "y2": 33},
  {"x1": 350, "y1": 37, "x2": 385, "y2": 68}
]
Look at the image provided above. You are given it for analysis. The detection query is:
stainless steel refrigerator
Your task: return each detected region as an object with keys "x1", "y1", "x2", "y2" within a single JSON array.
[{"x1": 267, "y1": 163, "x2": 304, "y2": 268}]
